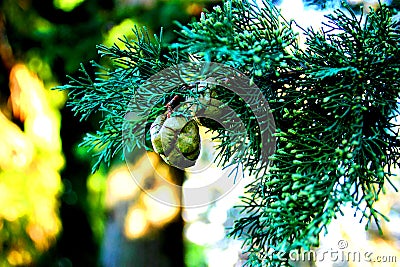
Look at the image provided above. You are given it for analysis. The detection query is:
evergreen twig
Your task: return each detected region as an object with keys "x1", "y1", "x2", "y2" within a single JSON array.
[{"x1": 57, "y1": 1, "x2": 400, "y2": 266}]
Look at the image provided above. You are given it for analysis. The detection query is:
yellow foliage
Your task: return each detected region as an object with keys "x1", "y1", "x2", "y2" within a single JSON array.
[{"x1": 0, "y1": 64, "x2": 65, "y2": 265}]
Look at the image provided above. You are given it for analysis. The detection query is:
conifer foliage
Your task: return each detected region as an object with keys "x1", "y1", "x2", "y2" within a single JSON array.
[{"x1": 58, "y1": 1, "x2": 400, "y2": 266}]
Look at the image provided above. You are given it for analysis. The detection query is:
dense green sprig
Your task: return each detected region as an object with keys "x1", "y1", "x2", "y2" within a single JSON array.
[
  {"x1": 227, "y1": 3, "x2": 400, "y2": 266},
  {"x1": 57, "y1": 27, "x2": 179, "y2": 171},
  {"x1": 174, "y1": 0, "x2": 302, "y2": 178},
  {"x1": 175, "y1": 0, "x2": 300, "y2": 78}
]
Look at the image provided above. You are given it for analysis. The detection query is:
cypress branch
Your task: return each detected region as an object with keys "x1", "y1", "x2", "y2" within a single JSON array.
[{"x1": 57, "y1": 1, "x2": 400, "y2": 266}]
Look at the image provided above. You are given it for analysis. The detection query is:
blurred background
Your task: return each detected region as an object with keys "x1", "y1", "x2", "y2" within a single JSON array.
[{"x1": 0, "y1": 0, "x2": 399, "y2": 266}]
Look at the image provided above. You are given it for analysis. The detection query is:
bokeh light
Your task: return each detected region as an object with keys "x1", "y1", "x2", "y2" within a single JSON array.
[{"x1": 0, "y1": 64, "x2": 65, "y2": 265}]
